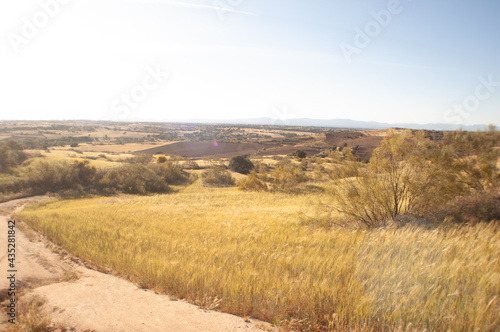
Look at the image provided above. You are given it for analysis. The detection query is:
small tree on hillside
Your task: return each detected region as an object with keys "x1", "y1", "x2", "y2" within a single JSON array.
[{"x1": 229, "y1": 155, "x2": 254, "y2": 174}]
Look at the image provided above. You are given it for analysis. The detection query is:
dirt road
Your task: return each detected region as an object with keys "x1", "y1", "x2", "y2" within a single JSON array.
[{"x1": 0, "y1": 197, "x2": 273, "y2": 331}]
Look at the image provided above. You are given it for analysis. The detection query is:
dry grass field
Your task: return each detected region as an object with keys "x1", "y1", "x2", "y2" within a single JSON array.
[
  {"x1": 3, "y1": 122, "x2": 499, "y2": 330},
  {"x1": 56, "y1": 142, "x2": 171, "y2": 153},
  {"x1": 15, "y1": 182, "x2": 500, "y2": 331}
]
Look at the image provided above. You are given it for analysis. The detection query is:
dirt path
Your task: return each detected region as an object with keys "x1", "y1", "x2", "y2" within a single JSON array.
[{"x1": 0, "y1": 197, "x2": 274, "y2": 332}]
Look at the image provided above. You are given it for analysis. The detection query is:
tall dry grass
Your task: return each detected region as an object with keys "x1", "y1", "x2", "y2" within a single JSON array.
[{"x1": 15, "y1": 186, "x2": 500, "y2": 331}]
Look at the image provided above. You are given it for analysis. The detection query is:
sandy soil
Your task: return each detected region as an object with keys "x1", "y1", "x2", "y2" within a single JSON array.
[{"x1": 0, "y1": 197, "x2": 274, "y2": 332}]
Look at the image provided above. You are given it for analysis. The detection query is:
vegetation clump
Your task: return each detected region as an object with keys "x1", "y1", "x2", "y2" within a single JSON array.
[
  {"x1": 201, "y1": 167, "x2": 235, "y2": 187},
  {"x1": 228, "y1": 155, "x2": 254, "y2": 174},
  {"x1": 1, "y1": 156, "x2": 190, "y2": 197},
  {"x1": 328, "y1": 129, "x2": 499, "y2": 227},
  {"x1": 122, "y1": 154, "x2": 152, "y2": 165},
  {"x1": 99, "y1": 164, "x2": 169, "y2": 195},
  {"x1": 293, "y1": 150, "x2": 307, "y2": 159},
  {"x1": 23, "y1": 159, "x2": 98, "y2": 195},
  {"x1": 239, "y1": 160, "x2": 309, "y2": 193},
  {"x1": 156, "y1": 155, "x2": 168, "y2": 163},
  {"x1": 0, "y1": 140, "x2": 27, "y2": 172},
  {"x1": 426, "y1": 188, "x2": 500, "y2": 224}
]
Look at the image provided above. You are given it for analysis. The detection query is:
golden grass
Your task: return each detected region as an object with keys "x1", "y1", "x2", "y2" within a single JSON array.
[
  {"x1": 71, "y1": 142, "x2": 174, "y2": 153},
  {"x1": 15, "y1": 186, "x2": 500, "y2": 331}
]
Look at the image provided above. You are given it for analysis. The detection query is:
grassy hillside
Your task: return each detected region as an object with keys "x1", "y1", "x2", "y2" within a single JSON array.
[{"x1": 15, "y1": 184, "x2": 500, "y2": 331}]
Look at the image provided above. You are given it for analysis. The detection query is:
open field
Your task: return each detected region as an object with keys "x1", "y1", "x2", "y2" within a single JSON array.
[
  {"x1": 57, "y1": 142, "x2": 171, "y2": 153},
  {"x1": 137, "y1": 141, "x2": 276, "y2": 158},
  {"x1": 15, "y1": 183, "x2": 500, "y2": 331},
  {"x1": 3, "y1": 121, "x2": 499, "y2": 330}
]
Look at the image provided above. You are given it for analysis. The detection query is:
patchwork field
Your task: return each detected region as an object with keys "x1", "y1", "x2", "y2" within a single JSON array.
[{"x1": 15, "y1": 184, "x2": 500, "y2": 331}]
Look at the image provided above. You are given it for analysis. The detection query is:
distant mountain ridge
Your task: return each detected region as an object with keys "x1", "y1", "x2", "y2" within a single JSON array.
[{"x1": 176, "y1": 117, "x2": 489, "y2": 131}]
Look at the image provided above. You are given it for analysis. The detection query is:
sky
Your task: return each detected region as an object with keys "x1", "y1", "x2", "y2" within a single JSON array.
[{"x1": 1, "y1": 0, "x2": 499, "y2": 126}]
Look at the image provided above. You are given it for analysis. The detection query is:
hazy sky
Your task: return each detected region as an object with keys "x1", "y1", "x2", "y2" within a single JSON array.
[{"x1": 1, "y1": 0, "x2": 499, "y2": 125}]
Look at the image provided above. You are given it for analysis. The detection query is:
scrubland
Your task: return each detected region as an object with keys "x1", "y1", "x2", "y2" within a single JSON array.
[
  {"x1": 4, "y1": 127, "x2": 500, "y2": 330},
  {"x1": 15, "y1": 184, "x2": 500, "y2": 331}
]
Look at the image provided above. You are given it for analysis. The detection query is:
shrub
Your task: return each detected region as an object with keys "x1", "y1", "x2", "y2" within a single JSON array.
[
  {"x1": 0, "y1": 140, "x2": 27, "y2": 172},
  {"x1": 425, "y1": 189, "x2": 500, "y2": 224},
  {"x1": 71, "y1": 160, "x2": 98, "y2": 186},
  {"x1": 201, "y1": 167, "x2": 235, "y2": 187},
  {"x1": 150, "y1": 162, "x2": 190, "y2": 185},
  {"x1": 270, "y1": 164, "x2": 309, "y2": 192},
  {"x1": 238, "y1": 161, "x2": 309, "y2": 193},
  {"x1": 229, "y1": 155, "x2": 254, "y2": 174},
  {"x1": 238, "y1": 171, "x2": 269, "y2": 191},
  {"x1": 125, "y1": 154, "x2": 152, "y2": 165},
  {"x1": 70, "y1": 143, "x2": 79, "y2": 148},
  {"x1": 156, "y1": 155, "x2": 168, "y2": 163},
  {"x1": 183, "y1": 159, "x2": 200, "y2": 170},
  {"x1": 438, "y1": 129, "x2": 499, "y2": 192},
  {"x1": 23, "y1": 159, "x2": 97, "y2": 194},
  {"x1": 294, "y1": 150, "x2": 307, "y2": 159},
  {"x1": 330, "y1": 130, "x2": 453, "y2": 228},
  {"x1": 99, "y1": 164, "x2": 169, "y2": 194}
]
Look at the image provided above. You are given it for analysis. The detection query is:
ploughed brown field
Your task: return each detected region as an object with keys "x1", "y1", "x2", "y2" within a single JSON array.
[
  {"x1": 325, "y1": 131, "x2": 384, "y2": 161},
  {"x1": 136, "y1": 141, "x2": 278, "y2": 158}
]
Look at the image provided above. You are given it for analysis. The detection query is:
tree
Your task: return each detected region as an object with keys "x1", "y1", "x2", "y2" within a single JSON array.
[{"x1": 229, "y1": 155, "x2": 254, "y2": 174}]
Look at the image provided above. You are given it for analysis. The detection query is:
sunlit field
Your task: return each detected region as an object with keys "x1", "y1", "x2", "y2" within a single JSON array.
[{"x1": 15, "y1": 183, "x2": 500, "y2": 331}]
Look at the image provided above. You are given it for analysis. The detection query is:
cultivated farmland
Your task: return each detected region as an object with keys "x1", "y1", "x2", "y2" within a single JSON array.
[{"x1": 15, "y1": 184, "x2": 500, "y2": 331}]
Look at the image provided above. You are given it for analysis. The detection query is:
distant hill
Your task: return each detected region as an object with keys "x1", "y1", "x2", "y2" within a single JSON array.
[{"x1": 176, "y1": 117, "x2": 489, "y2": 131}]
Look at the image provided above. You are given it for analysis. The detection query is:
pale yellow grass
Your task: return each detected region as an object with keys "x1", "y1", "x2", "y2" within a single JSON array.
[
  {"x1": 73, "y1": 142, "x2": 175, "y2": 153},
  {"x1": 15, "y1": 188, "x2": 500, "y2": 331},
  {"x1": 27, "y1": 153, "x2": 120, "y2": 169}
]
